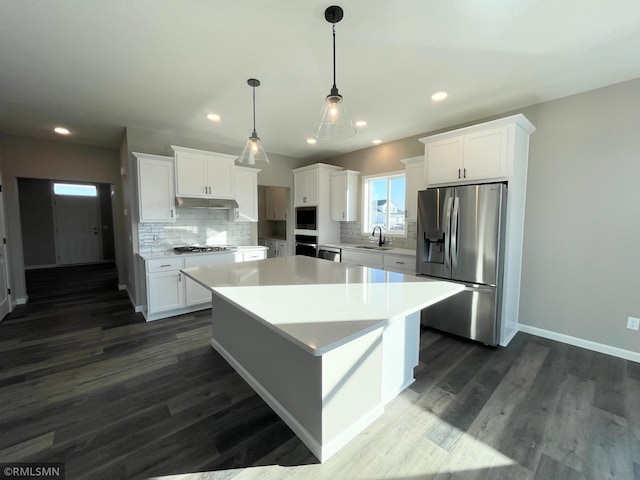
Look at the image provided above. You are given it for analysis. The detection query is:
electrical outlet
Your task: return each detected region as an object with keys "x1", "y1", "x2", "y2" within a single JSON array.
[{"x1": 627, "y1": 316, "x2": 640, "y2": 331}]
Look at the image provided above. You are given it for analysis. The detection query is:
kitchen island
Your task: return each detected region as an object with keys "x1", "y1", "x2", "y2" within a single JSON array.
[{"x1": 181, "y1": 256, "x2": 463, "y2": 462}]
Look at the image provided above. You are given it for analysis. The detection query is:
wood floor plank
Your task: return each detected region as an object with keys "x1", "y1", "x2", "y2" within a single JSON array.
[
  {"x1": 534, "y1": 453, "x2": 586, "y2": 480},
  {"x1": 540, "y1": 373, "x2": 595, "y2": 474},
  {"x1": 585, "y1": 407, "x2": 633, "y2": 480},
  {"x1": 591, "y1": 351, "x2": 627, "y2": 418}
]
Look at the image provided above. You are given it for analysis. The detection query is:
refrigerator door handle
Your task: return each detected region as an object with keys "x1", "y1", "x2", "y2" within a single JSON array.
[
  {"x1": 451, "y1": 196, "x2": 460, "y2": 269},
  {"x1": 444, "y1": 196, "x2": 453, "y2": 269}
]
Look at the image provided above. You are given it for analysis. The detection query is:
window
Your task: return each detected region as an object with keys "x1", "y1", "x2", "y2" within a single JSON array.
[
  {"x1": 362, "y1": 171, "x2": 406, "y2": 235},
  {"x1": 53, "y1": 183, "x2": 97, "y2": 197}
]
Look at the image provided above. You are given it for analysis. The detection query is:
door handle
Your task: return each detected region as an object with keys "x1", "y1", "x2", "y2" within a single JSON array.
[
  {"x1": 451, "y1": 196, "x2": 460, "y2": 269},
  {"x1": 444, "y1": 196, "x2": 453, "y2": 269}
]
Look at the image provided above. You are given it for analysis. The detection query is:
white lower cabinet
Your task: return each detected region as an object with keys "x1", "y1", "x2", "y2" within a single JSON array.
[
  {"x1": 382, "y1": 254, "x2": 415, "y2": 274},
  {"x1": 148, "y1": 269, "x2": 184, "y2": 313},
  {"x1": 184, "y1": 254, "x2": 235, "y2": 306},
  {"x1": 341, "y1": 248, "x2": 415, "y2": 275},
  {"x1": 341, "y1": 250, "x2": 383, "y2": 268},
  {"x1": 143, "y1": 248, "x2": 266, "y2": 320},
  {"x1": 146, "y1": 258, "x2": 185, "y2": 315}
]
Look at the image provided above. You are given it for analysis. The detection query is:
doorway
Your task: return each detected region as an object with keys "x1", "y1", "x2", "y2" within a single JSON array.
[
  {"x1": 17, "y1": 178, "x2": 116, "y2": 268},
  {"x1": 0, "y1": 186, "x2": 11, "y2": 320}
]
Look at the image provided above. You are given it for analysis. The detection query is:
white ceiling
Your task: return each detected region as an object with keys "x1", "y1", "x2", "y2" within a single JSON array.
[{"x1": 2, "y1": 0, "x2": 640, "y2": 161}]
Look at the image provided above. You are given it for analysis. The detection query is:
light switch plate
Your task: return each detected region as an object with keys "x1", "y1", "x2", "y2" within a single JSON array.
[{"x1": 627, "y1": 316, "x2": 640, "y2": 331}]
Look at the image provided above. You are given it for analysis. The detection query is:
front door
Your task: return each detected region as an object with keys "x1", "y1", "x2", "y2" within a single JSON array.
[{"x1": 54, "y1": 188, "x2": 102, "y2": 265}]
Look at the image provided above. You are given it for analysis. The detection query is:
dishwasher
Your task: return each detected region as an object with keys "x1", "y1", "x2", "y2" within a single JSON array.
[{"x1": 317, "y1": 246, "x2": 341, "y2": 262}]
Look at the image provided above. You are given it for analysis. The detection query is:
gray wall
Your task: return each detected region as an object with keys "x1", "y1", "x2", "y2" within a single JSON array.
[
  {"x1": 318, "y1": 78, "x2": 640, "y2": 356},
  {"x1": 0, "y1": 134, "x2": 125, "y2": 302},
  {"x1": 17, "y1": 178, "x2": 56, "y2": 267}
]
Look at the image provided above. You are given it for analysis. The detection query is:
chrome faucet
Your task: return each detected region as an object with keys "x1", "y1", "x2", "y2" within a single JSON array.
[{"x1": 372, "y1": 226, "x2": 384, "y2": 247}]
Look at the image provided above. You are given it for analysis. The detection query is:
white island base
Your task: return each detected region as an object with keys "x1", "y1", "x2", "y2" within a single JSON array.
[{"x1": 182, "y1": 256, "x2": 463, "y2": 462}]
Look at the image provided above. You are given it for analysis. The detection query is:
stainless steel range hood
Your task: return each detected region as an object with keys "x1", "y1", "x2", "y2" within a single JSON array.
[{"x1": 175, "y1": 197, "x2": 239, "y2": 209}]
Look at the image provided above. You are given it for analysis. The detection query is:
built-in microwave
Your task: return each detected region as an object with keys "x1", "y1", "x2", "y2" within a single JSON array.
[{"x1": 295, "y1": 206, "x2": 317, "y2": 230}]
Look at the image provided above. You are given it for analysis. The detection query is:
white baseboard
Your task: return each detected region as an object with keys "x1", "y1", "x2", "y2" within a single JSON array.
[
  {"x1": 117, "y1": 284, "x2": 127, "y2": 291},
  {"x1": 518, "y1": 324, "x2": 640, "y2": 364},
  {"x1": 16, "y1": 296, "x2": 27, "y2": 305}
]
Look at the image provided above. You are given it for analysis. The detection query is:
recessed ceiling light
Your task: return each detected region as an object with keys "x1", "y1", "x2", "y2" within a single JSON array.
[
  {"x1": 206, "y1": 113, "x2": 221, "y2": 122},
  {"x1": 54, "y1": 126, "x2": 71, "y2": 135},
  {"x1": 372, "y1": 139, "x2": 382, "y2": 145},
  {"x1": 431, "y1": 91, "x2": 448, "y2": 102},
  {"x1": 306, "y1": 138, "x2": 317, "y2": 145},
  {"x1": 355, "y1": 120, "x2": 367, "y2": 127}
]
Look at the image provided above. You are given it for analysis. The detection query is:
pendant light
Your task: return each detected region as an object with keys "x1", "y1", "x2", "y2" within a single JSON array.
[
  {"x1": 315, "y1": 5, "x2": 356, "y2": 141},
  {"x1": 238, "y1": 78, "x2": 269, "y2": 166}
]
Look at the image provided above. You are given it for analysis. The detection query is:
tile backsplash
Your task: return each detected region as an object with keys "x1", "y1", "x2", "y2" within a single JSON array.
[
  {"x1": 339, "y1": 220, "x2": 417, "y2": 251},
  {"x1": 138, "y1": 208, "x2": 252, "y2": 255}
]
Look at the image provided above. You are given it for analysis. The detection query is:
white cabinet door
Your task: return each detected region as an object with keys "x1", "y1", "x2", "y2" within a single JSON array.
[
  {"x1": 265, "y1": 187, "x2": 287, "y2": 220},
  {"x1": 266, "y1": 239, "x2": 277, "y2": 258},
  {"x1": 184, "y1": 253, "x2": 235, "y2": 306},
  {"x1": 463, "y1": 126, "x2": 508, "y2": 181},
  {"x1": 148, "y1": 271, "x2": 183, "y2": 313},
  {"x1": 175, "y1": 150, "x2": 208, "y2": 197},
  {"x1": 426, "y1": 137, "x2": 464, "y2": 185},
  {"x1": 330, "y1": 170, "x2": 359, "y2": 221},
  {"x1": 173, "y1": 146, "x2": 236, "y2": 199},
  {"x1": 402, "y1": 157, "x2": 426, "y2": 222},
  {"x1": 276, "y1": 241, "x2": 288, "y2": 257},
  {"x1": 206, "y1": 155, "x2": 235, "y2": 198},
  {"x1": 137, "y1": 154, "x2": 175, "y2": 223},
  {"x1": 233, "y1": 167, "x2": 259, "y2": 222},
  {"x1": 294, "y1": 169, "x2": 319, "y2": 206}
]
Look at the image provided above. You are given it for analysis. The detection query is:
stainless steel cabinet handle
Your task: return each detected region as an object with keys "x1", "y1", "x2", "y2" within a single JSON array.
[
  {"x1": 160, "y1": 264, "x2": 171, "y2": 268},
  {"x1": 458, "y1": 169, "x2": 461, "y2": 179},
  {"x1": 463, "y1": 168, "x2": 467, "y2": 178},
  {"x1": 395, "y1": 261, "x2": 405, "y2": 265},
  {"x1": 179, "y1": 273, "x2": 182, "y2": 281}
]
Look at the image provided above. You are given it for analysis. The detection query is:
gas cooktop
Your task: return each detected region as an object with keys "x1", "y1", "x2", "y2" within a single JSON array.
[{"x1": 173, "y1": 245, "x2": 237, "y2": 254}]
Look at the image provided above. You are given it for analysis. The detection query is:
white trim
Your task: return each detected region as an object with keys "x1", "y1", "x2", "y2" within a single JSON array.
[
  {"x1": 211, "y1": 337, "x2": 384, "y2": 462},
  {"x1": 16, "y1": 297, "x2": 28, "y2": 305},
  {"x1": 518, "y1": 324, "x2": 640, "y2": 364}
]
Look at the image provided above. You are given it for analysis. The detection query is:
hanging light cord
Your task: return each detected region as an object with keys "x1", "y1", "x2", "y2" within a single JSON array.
[
  {"x1": 251, "y1": 86, "x2": 257, "y2": 137},
  {"x1": 332, "y1": 24, "x2": 337, "y2": 91}
]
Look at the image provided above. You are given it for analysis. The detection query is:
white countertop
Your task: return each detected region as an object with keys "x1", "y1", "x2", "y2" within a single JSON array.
[
  {"x1": 182, "y1": 256, "x2": 462, "y2": 356},
  {"x1": 138, "y1": 245, "x2": 267, "y2": 260}
]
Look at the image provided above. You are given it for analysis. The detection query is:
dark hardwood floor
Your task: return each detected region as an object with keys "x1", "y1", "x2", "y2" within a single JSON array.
[{"x1": 0, "y1": 264, "x2": 638, "y2": 479}]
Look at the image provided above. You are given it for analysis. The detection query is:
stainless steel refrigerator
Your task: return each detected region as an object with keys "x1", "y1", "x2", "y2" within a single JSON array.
[{"x1": 416, "y1": 183, "x2": 507, "y2": 346}]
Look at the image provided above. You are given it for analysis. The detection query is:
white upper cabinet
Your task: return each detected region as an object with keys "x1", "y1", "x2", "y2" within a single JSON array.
[
  {"x1": 233, "y1": 166, "x2": 260, "y2": 222},
  {"x1": 135, "y1": 152, "x2": 175, "y2": 223},
  {"x1": 421, "y1": 115, "x2": 535, "y2": 187},
  {"x1": 400, "y1": 156, "x2": 426, "y2": 222},
  {"x1": 293, "y1": 163, "x2": 342, "y2": 207},
  {"x1": 294, "y1": 167, "x2": 319, "y2": 206},
  {"x1": 172, "y1": 145, "x2": 236, "y2": 199},
  {"x1": 330, "y1": 170, "x2": 359, "y2": 221},
  {"x1": 265, "y1": 187, "x2": 287, "y2": 221}
]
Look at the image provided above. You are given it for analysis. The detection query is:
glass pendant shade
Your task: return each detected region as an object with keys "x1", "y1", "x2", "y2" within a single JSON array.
[
  {"x1": 237, "y1": 78, "x2": 269, "y2": 166},
  {"x1": 315, "y1": 6, "x2": 356, "y2": 141},
  {"x1": 316, "y1": 93, "x2": 356, "y2": 140},
  {"x1": 238, "y1": 133, "x2": 269, "y2": 166}
]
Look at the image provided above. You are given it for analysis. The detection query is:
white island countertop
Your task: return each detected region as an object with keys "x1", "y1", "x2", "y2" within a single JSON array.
[{"x1": 182, "y1": 256, "x2": 463, "y2": 356}]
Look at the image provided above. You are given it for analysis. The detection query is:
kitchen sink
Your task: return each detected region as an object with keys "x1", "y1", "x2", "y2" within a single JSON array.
[{"x1": 354, "y1": 245, "x2": 393, "y2": 251}]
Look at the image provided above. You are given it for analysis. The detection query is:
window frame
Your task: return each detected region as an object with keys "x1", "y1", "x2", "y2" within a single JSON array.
[
  {"x1": 361, "y1": 170, "x2": 406, "y2": 238},
  {"x1": 53, "y1": 182, "x2": 98, "y2": 197}
]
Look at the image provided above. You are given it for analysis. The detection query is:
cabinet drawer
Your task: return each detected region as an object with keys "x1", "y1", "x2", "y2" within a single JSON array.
[
  {"x1": 147, "y1": 257, "x2": 184, "y2": 273},
  {"x1": 341, "y1": 250, "x2": 383, "y2": 267},
  {"x1": 243, "y1": 250, "x2": 266, "y2": 261},
  {"x1": 383, "y1": 255, "x2": 415, "y2": 274}
]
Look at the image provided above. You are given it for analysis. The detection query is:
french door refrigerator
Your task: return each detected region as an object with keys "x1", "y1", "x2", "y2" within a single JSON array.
[{"x1": 416, "y1": 183, "x2": 507, "y2": 346}]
